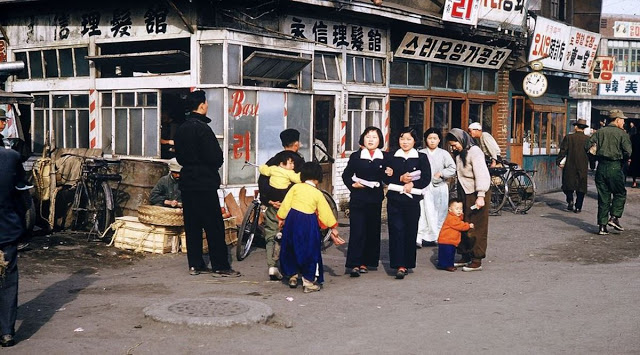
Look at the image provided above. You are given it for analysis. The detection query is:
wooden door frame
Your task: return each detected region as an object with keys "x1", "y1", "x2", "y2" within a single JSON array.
[{"x1": 313, "y1": 95, "x2": 335, "y2": 193}]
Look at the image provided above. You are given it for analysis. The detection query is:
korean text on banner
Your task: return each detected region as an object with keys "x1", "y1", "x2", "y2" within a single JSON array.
[
  {"x1": 442, "y1": 0, "x2": 479, "y2": 26},
  {"x1": 562, "y1": 27, "x2": 600, "y2": 74},
  {"x1": 598, "y1": 73, "x2": 640, "y2": 97},
  {"x1": 478, "y1": 0, "x2": 528, "y2": 30},
  {"x1": 528, "y1": 16, "x2": 571, "y2": 70},
  {"x1": 589, "y1": 56, "x2": 615, "y2": 84}
]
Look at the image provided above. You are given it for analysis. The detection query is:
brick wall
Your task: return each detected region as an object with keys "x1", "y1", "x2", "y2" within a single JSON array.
[{"x1": 496, "y1": 69, "x2": 511, "y2": 157}]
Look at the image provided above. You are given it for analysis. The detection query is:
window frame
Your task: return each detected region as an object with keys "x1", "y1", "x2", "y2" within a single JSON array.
[
  {"x1": 31, "y1": 92, "x2": 90, "y2": 151},
  {"x1": 345, "y1": 95, "x2": 383, "y2": 153},
  {"x1": 523, "y1": 103, "x2": 566, "y2": 156},
  {"x1": 105, "y1": 90, "x2": 160, "y2": 158},
  {"x1": 607, "y1": 40, "x2": 640, "y2": 73},
  {"x1": 14, "y1": 46, "x2": 90, "y2": 80},
  {"x1": 314, "y1": 52, "x2": 341, "y2": 82},
  {"x1": 345, "y1": 55, "x2": 384, "y2": 85}
]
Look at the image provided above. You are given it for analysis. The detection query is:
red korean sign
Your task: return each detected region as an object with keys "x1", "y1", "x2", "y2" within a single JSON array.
[
  {"x1": 442, "y1": 0, "x2": 479, "y2": 26},
  {"x1": 588, "y1": 56, "x2": 615, "y2": 84}
]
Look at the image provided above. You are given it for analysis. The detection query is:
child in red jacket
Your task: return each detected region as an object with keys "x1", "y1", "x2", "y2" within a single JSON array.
[{"x1": 437, "y1": 199, "x2": 474, "y2": 271}]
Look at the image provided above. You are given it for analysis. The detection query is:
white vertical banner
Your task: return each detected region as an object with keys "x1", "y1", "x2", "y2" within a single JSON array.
[
  {"x1": 528, "y1": 16, "x2": 571, "y2": 70},
  {"x1": 562, "y1": 27, "x2": 601, "y2": 74},
  {"x1": 442, "y1": 0, "x2": 479, "y2": 26}
]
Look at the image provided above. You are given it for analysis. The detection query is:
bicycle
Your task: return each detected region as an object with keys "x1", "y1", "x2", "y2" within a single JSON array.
[
  {"x1": 489, "y1": 159, "x2": 536, "y2": 214},
  {"x1": 68, "y1": 155, "x2": 122, "y2": 239},
  {"x1": 236, "y1": 161, "x2": 338, "y2": 261}
]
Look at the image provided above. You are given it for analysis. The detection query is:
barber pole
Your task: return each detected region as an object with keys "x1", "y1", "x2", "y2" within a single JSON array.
[
  {"x1": 383, "y1": 97, "x2": 390, "y2": 151},
  {"x1": 283, "y1": 93, "x2": 288, "y2": 123},
  {"x1": 89, "y1": 89, "x2": 98, "y2": 148},
  {"x1": 340, "y1": 121, "x2": 346, "y2": 158}
]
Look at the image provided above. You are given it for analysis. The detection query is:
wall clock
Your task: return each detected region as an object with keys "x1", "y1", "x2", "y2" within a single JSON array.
[{"x1": 523, "y1": 71, "x2": 548, "y2": 98}]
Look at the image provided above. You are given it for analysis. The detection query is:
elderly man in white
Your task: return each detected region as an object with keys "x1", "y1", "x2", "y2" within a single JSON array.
[{"x1": 468, "y1": 122, "x2": 501, "y2": 168}]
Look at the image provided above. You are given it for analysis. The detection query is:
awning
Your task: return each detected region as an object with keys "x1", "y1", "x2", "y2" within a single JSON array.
[
  {"x1": 0, "y1": 90, "x2": 33, "y2": 105},
  {"x1": 243, "y1": 51, "x2": 311, "y2": 82},
  {"x1": 592, "y1": 105, "x2": 640, "y2": 116},
  {"x1": 86, "y1": 50, "x2": 189, "y2": 71}
]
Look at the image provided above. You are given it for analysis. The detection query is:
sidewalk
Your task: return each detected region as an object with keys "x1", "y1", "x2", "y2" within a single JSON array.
[{"x1": 9, "y1": 176, "x2": 640, "y2": 354}]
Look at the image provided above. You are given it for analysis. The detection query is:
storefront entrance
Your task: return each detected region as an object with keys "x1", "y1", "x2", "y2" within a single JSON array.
[{"x1": 313, "y1": 95, "x2": 335, "y2": 193}]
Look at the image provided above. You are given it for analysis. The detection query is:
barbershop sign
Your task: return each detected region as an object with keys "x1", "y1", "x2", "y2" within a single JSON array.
[{"x1": 395, "y1": 32, "x2": 511, "y2": 70}]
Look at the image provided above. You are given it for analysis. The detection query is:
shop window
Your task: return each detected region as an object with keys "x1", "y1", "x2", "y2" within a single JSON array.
[
  {"x1": 14, "y1": 47, "x2": 89, "y2": 80},
  {"x1": 201, "y1": 43, "x2": 223, "y2": 84},
  {"x1": 469, "y1": 69, "x2": 497, "y2": 92},
  {"x1": 608, "y1": 41, "x2": 640, "y2": 72},
  {"x1": 345, "y1": 96, "x2": 382, "y2": 152},
  {"x1": 31, "y1": 95, "x2": 50, "y2": 153},
  {"x1": 430, "y1": 64, "x2": 466, "y2": 91},
  {"x1": 44, "y1": 93, "x2": 90, "y2": 150},
  {"x1": 523, "y1": 104, "x2": 566, "y2": 156},
  {"x1": 551, "y1": 0, "x2": 566, "y2": 21},
  {"x1": 469, "y1": 102, "x2": 494, "y2": 134},
  {"x1": 107, "y1": 91, "x2": 159, "y2": 157},
  {"x1": 346, "y1": 55, "x2": 384, "y2": 84},
  {"x1": 314, "y1": 53, "x2": 340, "y2": 81},
  {"x1": 241, "y1": 46, "x2": 311, "y2": 89}
]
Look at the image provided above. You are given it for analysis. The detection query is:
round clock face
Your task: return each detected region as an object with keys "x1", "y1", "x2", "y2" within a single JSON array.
[{"x1": 523, "y1": 72, "x2": 548, "y2": 98}]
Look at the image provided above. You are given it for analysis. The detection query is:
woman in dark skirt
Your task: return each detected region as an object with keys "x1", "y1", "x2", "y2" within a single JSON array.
[
  {"x1": 384, "y1": 127, "x2": 431, "y2": 279},
  {"x1": 342, "y1": 126, "x2": 387, "y2": 277}
]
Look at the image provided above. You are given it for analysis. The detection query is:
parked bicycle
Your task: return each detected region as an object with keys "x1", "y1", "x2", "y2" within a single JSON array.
[
  {"x1": 67, "y1": 155, "x2": 122, "y2": 238},
  {"x1": 489, "y1": 159, "x2": 536, "y2": 214},
  {"x1": 236, "y1": 160, "x2": 338, "y2": 261}
]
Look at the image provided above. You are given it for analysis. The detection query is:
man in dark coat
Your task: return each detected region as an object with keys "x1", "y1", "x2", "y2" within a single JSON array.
[
  {"x1": 174, "y1": 90, "x2": 240, "y2": 277},
  {"x1": 0, "y1": 146, "x2": 26, "y2": 347},
  {"x1": 557, "y1": 118, "x2": 590, "y2": 213}
]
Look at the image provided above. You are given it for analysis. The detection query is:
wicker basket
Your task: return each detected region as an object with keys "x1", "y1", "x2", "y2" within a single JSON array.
[{"x1": 137, "y1": 205, "x2": 184, "y2": 226}]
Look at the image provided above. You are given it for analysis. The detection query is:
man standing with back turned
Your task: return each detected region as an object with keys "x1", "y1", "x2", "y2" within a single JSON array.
[
  {"x1": 175, "y1": 90, "x2": 240, "y2": 277},
  {"x1": 587, "y1": 109, "x2": 632, "y2": 235}
]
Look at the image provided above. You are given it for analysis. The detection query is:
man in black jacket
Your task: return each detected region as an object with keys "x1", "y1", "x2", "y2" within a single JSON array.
[
  {"x1": 174, "y1": 90, "x2": 240, "y2": 277},
  {"x1": 0, "y1": 146, "x2": 26, "y2": 347}
]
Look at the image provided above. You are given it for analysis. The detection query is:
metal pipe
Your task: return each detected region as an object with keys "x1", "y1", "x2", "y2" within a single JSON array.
[{"x1": 0, "y1": 61, "x2": 25, "y2": 73}]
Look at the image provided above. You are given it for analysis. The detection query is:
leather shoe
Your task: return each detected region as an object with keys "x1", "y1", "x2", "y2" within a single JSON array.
[
  {"x1": 0, "y1": 334, "x2": 15, "y2": 347},
  {"x1": 607, "y1": 217, "x2": 624, "y2": 231},
  {"x1": 573, "y1": 208, "x2": 581, "y2": 214},
  {"x1": 598, "y1": 225, "x2": 609, "y2": 235}
]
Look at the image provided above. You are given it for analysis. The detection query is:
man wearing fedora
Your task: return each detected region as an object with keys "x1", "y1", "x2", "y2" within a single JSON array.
[
  {"x1": 149, "y1": 158, "x2": 182, "y2": 208},
  {"x1": 557, "y1": 118, "x2": 590, "y2": 213},
  {"x1": 586, "y1": 109, "x2": 632, "y2": 235}
]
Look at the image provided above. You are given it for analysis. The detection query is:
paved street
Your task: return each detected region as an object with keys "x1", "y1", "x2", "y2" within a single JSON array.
[{"x1": 9, "y1": 176, "x2": 640, "y2": 354}]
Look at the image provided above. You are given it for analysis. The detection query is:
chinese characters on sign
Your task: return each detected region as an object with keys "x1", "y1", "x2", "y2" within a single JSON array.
[
  {"x1": 442, "y1": 0, "x2": 479, "y2": 26},
  {"x1": 568, "y1": 79, "x2": 595, "y2": 98},
  {"x1": 282, "y1": 16, "x2": 386, "y2": 54},
  {"x1": 562, "y1": 27, "x2": 600, "y2": 74},
  {"x1": 613, "y1": 21, "x2": 640, "y2": 39},
  {"x1": 589, "y1": 56, "x2": 615, "y2": 84},
  {"x1": 528, "y1": 16, "x2": 571, "y2": 71},
  {"x1": 598, "y1": 73, "x2": 640, "y2": 97},
  {"x1": 394, "y1": 32, "x2": 512, "y2": 70}
]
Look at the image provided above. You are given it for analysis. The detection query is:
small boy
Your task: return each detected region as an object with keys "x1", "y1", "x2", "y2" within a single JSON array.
[
  {"x1": 437, "y1": 199, "x2": 473, "y2": 272},
  {"x1": 259, "y1": 150, "x2": 301, "y2": 203}
]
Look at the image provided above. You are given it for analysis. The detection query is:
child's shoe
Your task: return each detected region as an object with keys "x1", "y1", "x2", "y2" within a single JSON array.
[{"x1": 302, "y1": 277, "x2": 321, "y2": 293}]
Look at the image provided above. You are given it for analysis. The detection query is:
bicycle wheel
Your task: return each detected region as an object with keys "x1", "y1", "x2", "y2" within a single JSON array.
[
  {"x1": 71, "y1": 182, "x2": 89, "y2": 231},
  {"x1": 320, "y1": 190, "x2": 338, "y2": 251},
  {"x1": 92, "y1": 181, "x2": 114, "y2": 235},
  {"x1": 489, "y1": 174, "x2": 508, "y2": 214},
  {"x1": 507, "y1": 172, "x2": 536, "y2": 213},
  {"x1": 236, "y1": 201, "x2": 260, "y2": 261}
]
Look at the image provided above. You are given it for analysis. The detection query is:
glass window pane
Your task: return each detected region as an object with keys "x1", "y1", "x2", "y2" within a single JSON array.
[
  {"x1": 201, "y1": 43, "x2": 223, "y2": 84},
  {"x1": 43, "y1": 49, "x2": 58, "y2": 78},
  {"x1": 352, "y1": 110, "x2": 361, "y2": 151},
  {"x1": 228, "y1": 90, "x2": 257, "y2": 184},
  {"x1": 74, "y1": 47, "x2": 89, "y2": 76},
  {"x1": 470, "y1": 69, "x2": 482, "y2": 91},
  {"x1": 431, "y1": 64, "x2": 447, "y2": 88},
  {"x1": 541, "y1": 113, "x2": 549, "y2": 154},
  {"x1": 287, "y1": 94, "x2": 311, "y2": 161},
  {"x1": 482, "y1": 103, "x2": 493, "y2": 134},
  {"x1": 364, "y1": 58, "x2": 373, "y2": 83},
  {"x1": 101, "y1": 108, "x2": 112, "y2": 153},
  {"x1": 53, "y1": 95, "x2": 69, "y2": 108},
  {"x1": 374, "y1": 59, "x2": 383, "y2": 84},
  {"x1": 59, "y1": 49, "x2": 73, "y2": 77},
  {"x1": 71, "y1": 94, "x2": 88, "y2": 108},
  {"x1": 115, "y1": 109, "x2": 128, "y2": 155},
  {"x1": 346, "y1": 55, "x2": 354, "y2": 81},
  {"x1": 102, "y1": 92, "x2": 112, "y2": 107},
  {"x1": 33, "y1": 110, "x2": 46, "y2": 153},
  {"x1": 301, "y1": 53, "x2": 312, "y2": 90},
  {"x1": 77, "y1": 110, "x2": 89, "y2": 148},
  {"x1": 390, "y1": 61, "x2": 407, "y2": 85},
  {"x1": 228, "y1": 44, "x2": 241, "y2": 85},
  {"x1": 469, "y1": 103, "x2": 481, "y2": 125},
  {"x1": 257, "y1": 91, "x2": 286, "y2": 165},
  {"x1": 204, "y1": 89, "x2": 224, "y2": 135},
  {"x1": 407, "y1": 62, "x2": 425, "y2": 86},
  {"x1": 15, "y1": 52, "x2": 28, "y2": 79},
  {"x1": 355, "y1": 57, "x2": 364, "y2": 82},
  {"x1": 29, "y1": 51, "x2": 44, "y2": 79},
  {"x1": 433, "y1": 101, "x2": 450, "y2": 130},
  {"x1": 129, "y1": 109, "x2": 143, "y2": 156},
  {"x1": 116, "y1": 93, "x2": 135, "y2": 106},
  {"x1": 144, "y1": 108, "x2": 158, "y2": 157},
  {"x1": 348, "y1": 97, "x2": 362, "y2": 110},
  {"x1": 34, "y1": 94, "x2": 49, "y2": 108},
  {"x1": 325, "y1": 54, "x2": 339, "y2": 80},
  {"x1": 483, "y1": 70, "x2": 496, "y2": 92},
  {"x1": 54, "y1": 111, "x2": 64, "y2": 148},
  {"x1": 314, "y1": 53, "x2": 325, "y2": 80},
  {"x1": 533, "y1": 112, "x2": 541, "y2": 154},
  {"x1": 138, "y1": 92, "x2": 157, "y2": 107},
  {"x1": 448, "y1": 66, "x2": 465, "y2": 90},
  {"x1": 408, "y1": 101, "x2": 424, "y2": 138},
  {"x1": 65, "y1": 110, "x2": 77, "y2": 148}
]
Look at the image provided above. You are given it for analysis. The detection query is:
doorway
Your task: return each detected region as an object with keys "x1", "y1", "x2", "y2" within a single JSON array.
[{"x1": 313, "y1": 95, "x2": 335, "y2": 193}]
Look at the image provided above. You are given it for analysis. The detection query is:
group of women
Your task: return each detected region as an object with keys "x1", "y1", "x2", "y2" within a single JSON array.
[{"x1": 342, "y1": 126, "x2": 491, "y2": 279}]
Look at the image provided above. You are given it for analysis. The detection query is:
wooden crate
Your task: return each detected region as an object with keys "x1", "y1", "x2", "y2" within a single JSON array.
[{"x1": 110, "y1": 216, "x2": 181, "y2": 254}]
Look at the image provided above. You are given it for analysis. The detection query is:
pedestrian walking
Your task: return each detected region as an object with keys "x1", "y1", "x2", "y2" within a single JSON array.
[
  {"x1": 174, "y1": 90, "x2": 240, "y2": 277},
  {"x1": 416, "y1": 127, "x2": 456, "y2": 247},
  {"x1": 445, "y1": 128, "x2": 491, "y2": 272},
  {"x1": 586, "y1": 109, "x2": 633, "y2": 235},
  {"x1": 557, "y1": 118, "x2": 590, "y2": 213},
  {"x1": 342, "y1": 126, "x2": 387, "y2": 277},
  {"x1": 384, "y1": 127, "x2": 431, "y2": 279}
]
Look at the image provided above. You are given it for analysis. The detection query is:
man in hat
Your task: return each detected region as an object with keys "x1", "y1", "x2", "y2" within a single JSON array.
[
  {"x1": 149, "y1": 159, "x2": 182, "y2": 208},
  {"x1": 468, "y1": 122, "x2": 501, "y2": 168},
  {"x1": 0, "y1": 138, "x2": 27, "y2": 347},
  {"x1": 586, "y1": 109, "x2": 632, "y2": 235},
  {"x1": 258, "y1": 128, "x2": 304, "y2": 280},
  {"x1": 557, "y1": 119, "x2": 590, "y2": 213}
]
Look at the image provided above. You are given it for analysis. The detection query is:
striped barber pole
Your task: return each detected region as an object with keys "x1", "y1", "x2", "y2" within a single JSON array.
[
  {"x1": 383, "y1": 97, "x2": 390, "y2": 151},
  {"x1": 339, "y1": 121, "x2": 346, "y2": 158},
  {"x1": 283, "y1": 92, "x2": 288, "y2": 123},
  {"x1": 89, "y1": 89, "x2": 98, "y2": 148}
]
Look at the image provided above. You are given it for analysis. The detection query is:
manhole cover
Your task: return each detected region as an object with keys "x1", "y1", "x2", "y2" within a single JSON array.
[{"x1": 144, "y1": 298, "x2": 273, "y2": 327}]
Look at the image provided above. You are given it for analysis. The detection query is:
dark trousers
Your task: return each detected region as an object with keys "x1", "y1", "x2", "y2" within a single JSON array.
[
  {"x1": 345, "y1": 200, "x2": 382, "y2": 269},
  {"x1": 437, "y1": 243, "x2": 456, "y2": 269},
  {"x1": 387, "y1": 199, "x2": 420, "y2": 269},
  {"x1": 563, "y1": 190, "x2": 585, "y2": 210},
  {"x1": 595, "y1": 160, "x2": 627, "y2": 225},
  {"x1": 181, "y1": 190, "x2": 230, "y2": 271},
  {"x1": 0, "y1": 243, "x2": 18, "y2": 337},
  {"x1": 458, "y1": 190, "x2": 491, "y2": 260}
]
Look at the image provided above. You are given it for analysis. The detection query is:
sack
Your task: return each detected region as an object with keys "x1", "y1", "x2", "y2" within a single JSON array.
[{"x1": 588, "y1": 143, "x2": 597, "y2": 155}]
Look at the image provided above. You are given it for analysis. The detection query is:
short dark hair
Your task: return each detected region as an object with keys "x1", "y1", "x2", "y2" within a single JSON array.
[
  {"x1": 399, "y1": 127, "x2": 419, "y2": 144},
  {"x1": 186, "y1": 90, "x2": 206, "y2": 112},
  {"x1": 358, "y1": 126, "x2": 384, "y2": 148},
  {"x1": 280, "y1": 129, "x2": 300, "y2": 147},
  {"x1": 300, "y1": 162, "x2": 323, "y2": 183},
  {"x1": 273, "y1": 150, "x2": 297, "y2": 167},
  {"x1": 423, "y1": 127, "x2": 442, "y2": 142},
  {"x1": 449, "y1": 198, "x2": 463, "y2": 206}
]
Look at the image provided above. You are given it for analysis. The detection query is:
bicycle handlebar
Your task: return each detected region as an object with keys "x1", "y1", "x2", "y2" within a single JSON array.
[{"x1": 313, "y1": 143, "x2": 335, "y2": 163}]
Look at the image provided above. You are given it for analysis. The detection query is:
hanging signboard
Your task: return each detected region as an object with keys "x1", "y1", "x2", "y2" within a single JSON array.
[
  {"x1": 568, "y1": 79, "x2": 596, "y2": 98},
  {"x1": 442, "y1": 0, "x2": 479, "y2": 26},
  {"x1": 528, "y1": 16, "x2": 571, "y2": 70},
  {"x1": 561, "y1": 27, "x2": 600, "y2": 74},
  {"x1": 589, "y1": 56, "x2": 615, "y2": 84},
  {"x1": 282, "y1": 16, "x2": 386, "y2": 54},
  {"x1": 598, "y1": 73, "x2": 640, "y2": 97},
  {"x1": 394, "y1": 32, "x2": 511, "y2": 70},
  {"x1": 613, "y1": 21, "x2": 640, "y2": 39},
  {"x1": 477, "y1": 0, "x2": 528, "y2": 30}
]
